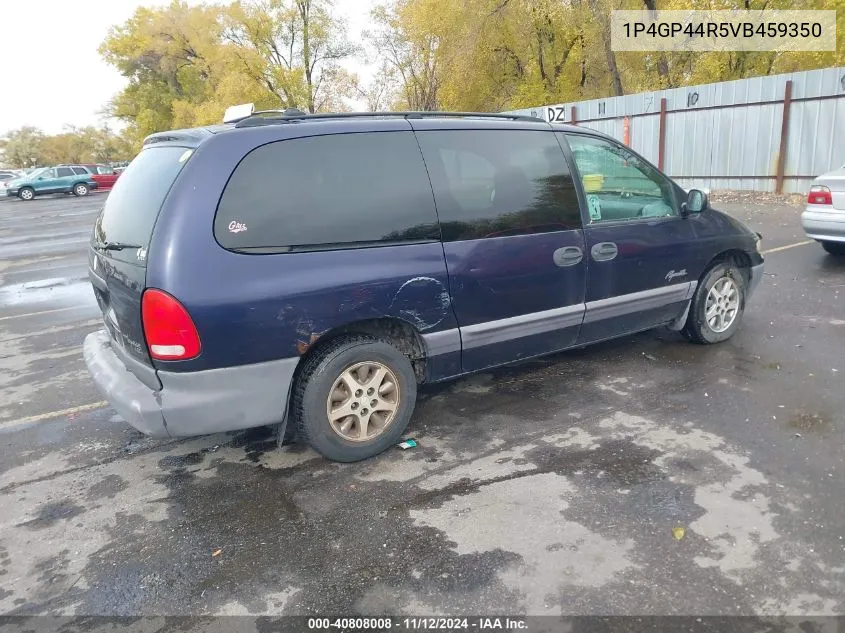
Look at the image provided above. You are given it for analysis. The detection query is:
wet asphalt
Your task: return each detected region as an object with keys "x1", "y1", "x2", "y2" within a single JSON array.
[{"x1": 0, "y1": 192, "x2": 843, "y2": 618}]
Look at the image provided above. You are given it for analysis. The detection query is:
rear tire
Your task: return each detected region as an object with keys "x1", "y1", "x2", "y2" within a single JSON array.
[
  {"x1": 683, "y1": 262, "x2": 746, "y2": 345},
  {"x1": 820, "y1": 241, "x2": 845, "y2": 256},
  {"x1": 292, "y1": 335, "x2": 417, "y2": 462},
  {"x1": 18, "y1": 187, "x2": 34, "y2": 201},
  {"x1": 73, "y1": 183, "x2": 89, "y2": 197}
]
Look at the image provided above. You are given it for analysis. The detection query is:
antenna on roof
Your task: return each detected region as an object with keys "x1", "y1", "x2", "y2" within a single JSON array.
[{"x1": 223, "y1": 103, "x2": 255, "y2": 123}]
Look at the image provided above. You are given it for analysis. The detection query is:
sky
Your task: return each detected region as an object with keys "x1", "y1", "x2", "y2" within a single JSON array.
[{"x1": 0, "y1": 0, "x2": 375, "y2": 137}]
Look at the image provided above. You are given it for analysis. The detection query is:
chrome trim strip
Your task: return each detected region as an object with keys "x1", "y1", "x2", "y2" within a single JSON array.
[
  {"x1": 424, "y1": 282, "x2": 698, "y2": 355},
  {"x1": 421, "y1": 328, "x2": 461, "y2": 357},
  {"x1": 460, "y1": 303, "x2": 585, "y2": 350},
  {"x1": 583, "y1": 282, "x2": 692, "y2": 324}
]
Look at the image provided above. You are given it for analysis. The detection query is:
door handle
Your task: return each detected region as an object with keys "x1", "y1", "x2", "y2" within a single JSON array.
[
  {"x1": 591, "y1": 242, "x2": 618, "y2": 262},
  {"x1": 553, "y1": 246, "x2": 583, "y2": 267}
]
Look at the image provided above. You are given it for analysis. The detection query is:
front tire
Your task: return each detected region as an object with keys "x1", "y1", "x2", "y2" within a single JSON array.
[
  {"x1": 73, "y1": 183, "x2": 89, "y2": 197},
  {"x1": 18, "y1": 187, "x2": 34, "y2": 201},
  {"x1": 683, "y1": 262, "x2": 747, "y2": 344},
  {"x1": 293, "y1": 335, "x2": 417, "y2": 462},
  {"x1": 821, "y1": 241, "x2": 845, "y2": 256}
]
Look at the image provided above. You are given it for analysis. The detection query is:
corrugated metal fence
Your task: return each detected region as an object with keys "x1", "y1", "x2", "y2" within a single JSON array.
[{"x1": 506, "y1": 67, "x2": 845, "y2": 194}]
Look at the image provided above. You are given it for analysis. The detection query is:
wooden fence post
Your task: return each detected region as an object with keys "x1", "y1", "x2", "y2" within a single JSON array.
[
  {"x1": 775, "y1": 80, "x2": 793, "y2": 194},
  {"x1": 658, "y1": 97, "x2": 667, "y2": 171},
  {"x1": 571, "y1": 106, "x2": 578, "y2": 125}
]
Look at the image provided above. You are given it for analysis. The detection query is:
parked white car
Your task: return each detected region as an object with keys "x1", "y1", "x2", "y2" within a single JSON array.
[
  {"x1": 802, "y1": 166, "x2": 845, "y2": 255},
  {"x1": 0, "y1": 170, "x2": 19, "y2": 196}
]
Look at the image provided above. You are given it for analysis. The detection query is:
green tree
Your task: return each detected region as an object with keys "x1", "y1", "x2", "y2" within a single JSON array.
[
  {"x1": 367, "y1": 0, "x2": 844, "y2": 111},
  {"x1": 0, "y1": 127, "x2": 47, "y2": 168},
  {"x1": 101, "y1": 0, "x2": 360, "y2": 141},
  {"x1": 367, "y1": 0, "x2": 442, "y2": 110},
  {"x1": 222, "y1": 0, "x2": 358, "y2": 113},
  {"x1": 0, "y1": 126, "x2": 135, "y2": 167},
  {"x1": 100, "y1": 1, "x2": 232, "y2": 142}
]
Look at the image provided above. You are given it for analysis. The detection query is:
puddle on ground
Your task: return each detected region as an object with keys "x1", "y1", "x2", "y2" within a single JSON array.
[{"x1": 0, "y1": 277, "x2": 96, "y2": 309}]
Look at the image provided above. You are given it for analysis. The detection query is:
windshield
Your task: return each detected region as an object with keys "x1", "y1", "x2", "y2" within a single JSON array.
[
  {"x1": 93, "y1": 146, "x2": 193, "y2": 256},
  {"x1": 25, "y1": 168, "x2": 47, "y2": 179}
]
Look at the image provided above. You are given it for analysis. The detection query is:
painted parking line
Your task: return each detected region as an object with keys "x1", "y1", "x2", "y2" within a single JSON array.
[
  {"x1": 761, "y1": 240, "x2": 812, "y2": 255},
  {"x1": 0, "y1": 401, "x2": 108, "y2": 431}
]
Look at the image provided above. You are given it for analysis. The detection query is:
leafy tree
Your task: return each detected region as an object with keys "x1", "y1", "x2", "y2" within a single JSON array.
[
  {"x1": 0, "y1": 126, "x2": 135, "y2": 168},
  {"x1": 96, "y1": 0, "x2": 844, "y2": 140},
  {"x1": 100, "y1": 1, "x2": 231, "y2": 142},
  {"x1": 366, "y1": 0, "x2": 844, "y2": 112},
  {"x1": 367, "y1": 0, "x2": 442, "y2": 110},
  {"x1": 101, "y1": 0, "x2": 359, "y2": 141},
  {"x1": 0, "y1": 127, "x2": 47, "y2": 168},
  {"x1": 222, "y1": 0, "x2": 358, "y2": 113}
]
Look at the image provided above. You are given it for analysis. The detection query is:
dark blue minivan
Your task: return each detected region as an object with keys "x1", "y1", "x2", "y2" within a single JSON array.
[{"x1": 83, "y1": 110, "x2": 764, "y2": 462}]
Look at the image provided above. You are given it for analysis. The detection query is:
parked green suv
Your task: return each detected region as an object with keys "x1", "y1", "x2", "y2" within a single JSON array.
[{"x1": 5, "y1": 166, "x2": 98, "y2": 200}]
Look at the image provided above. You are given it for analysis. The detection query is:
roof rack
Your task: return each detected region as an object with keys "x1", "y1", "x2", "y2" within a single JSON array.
[{"x1": 234, "y1": 110, "x2": 545, "y2": 128}]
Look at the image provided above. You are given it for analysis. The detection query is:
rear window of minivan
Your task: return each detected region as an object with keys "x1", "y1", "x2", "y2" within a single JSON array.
[
  {"x1": 93, "y1": 146, "x2": 192, "y2": 254},
  {"x1": 214, "y1": 131, "x2": 440, "y2": 252}
]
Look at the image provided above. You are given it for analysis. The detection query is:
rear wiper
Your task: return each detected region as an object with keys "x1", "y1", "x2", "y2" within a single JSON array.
[{"x1": 94, "y1": 241, "x2": 144, "y2": 252}]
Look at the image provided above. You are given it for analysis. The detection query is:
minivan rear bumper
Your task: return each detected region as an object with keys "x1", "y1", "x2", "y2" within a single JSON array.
[{"x1": 83, "y1": 330, "x2": 299, "y2": 438}]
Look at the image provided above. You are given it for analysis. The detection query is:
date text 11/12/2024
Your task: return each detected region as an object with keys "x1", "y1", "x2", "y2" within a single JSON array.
[{"x1": 307, "y1": 617, "x2": 528, "y2": 631}]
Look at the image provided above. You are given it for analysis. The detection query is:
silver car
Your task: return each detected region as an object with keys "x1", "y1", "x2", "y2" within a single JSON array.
[{"x1": 802, "y1": 166, "x2": 845, "y2": 255}]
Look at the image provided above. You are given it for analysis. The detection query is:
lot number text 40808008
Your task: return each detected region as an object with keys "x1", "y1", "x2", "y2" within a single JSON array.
[{"x1": 307, "y1": 617, "x2": 528, "y2": 630}]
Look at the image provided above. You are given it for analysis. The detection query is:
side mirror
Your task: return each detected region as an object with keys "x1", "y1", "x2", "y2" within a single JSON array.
[{"x1": 685, "y1": 189, "x2": 708, "y2": 214}]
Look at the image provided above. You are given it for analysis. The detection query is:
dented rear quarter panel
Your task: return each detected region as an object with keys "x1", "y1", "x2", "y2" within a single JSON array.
[{"x1": 145, "y1": 119, "x2": 459, "y2": 375}]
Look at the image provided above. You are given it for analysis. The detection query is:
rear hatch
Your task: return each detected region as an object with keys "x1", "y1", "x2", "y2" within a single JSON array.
[{"x1": 89, "y1": 145, "x2": 193, "y2": 372}]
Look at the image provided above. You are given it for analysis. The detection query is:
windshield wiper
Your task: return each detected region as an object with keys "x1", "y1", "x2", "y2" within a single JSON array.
[{"x1": 94, "y1": 241, "x2": 144, "y2": 252}]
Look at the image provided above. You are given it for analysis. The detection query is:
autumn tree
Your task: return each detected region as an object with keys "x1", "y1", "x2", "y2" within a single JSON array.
[
  {"x1": 222, "y1": 0, "x2": 358, "y2": 113},
  {"x1": 367, "y1": 0, "x2": 844, "y2": 111},
  {"x1": 0, "y1": 127, "x2": 135, "y2": 168},
  {"x1": 0, "y1": 128, "x2": 47, "y2": 168},
  {"x1": 100, "y1": 1, "x2": 233, "y2": 143},
  {"x1": 367, "y1": 0, "x2": 442, "y2": 110}
]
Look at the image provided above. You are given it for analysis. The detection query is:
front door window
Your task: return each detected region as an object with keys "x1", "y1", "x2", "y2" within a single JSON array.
[{"x1": 564, "y1": 135, "x2": 677, "y2": 223}]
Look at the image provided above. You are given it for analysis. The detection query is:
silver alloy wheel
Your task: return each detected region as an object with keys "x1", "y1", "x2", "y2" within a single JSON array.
[
  {"x1": 705, "y1": 276, "x2": 740, "y2": 333},
  {"x1": 75, "y1": 184, "x2": 88, "y2": 196},
  {"x1": 326, "y1": 361, "x2": 400, "y2": 442},
  {"x1": 20, "y1": 189, "x2": 33, "y2": 200}
]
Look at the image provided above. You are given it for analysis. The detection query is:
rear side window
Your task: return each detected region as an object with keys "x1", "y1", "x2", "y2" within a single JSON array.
[
  {"x1": 71, "y1": 167, "x2": 88, "y2": 176},
  {"x1": 215, "y1": 132, "x2": 440, "y2": 251},
  {"x1": 57, "y1": 167, "x2": 73, "y2": 177},
  {"x1": 415, "y1": 130, "x2": 582, "y2": 241},
  {"x1": 94, "y1": 146, "x2": 192, "y2": 253}
]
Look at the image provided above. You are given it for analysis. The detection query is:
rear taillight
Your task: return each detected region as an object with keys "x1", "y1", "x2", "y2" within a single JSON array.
[
  {"x1": 141, "y1": 289, "x2": 201, "y2": 360},
  {"x1": 808, "y1": 185, "x2": 832, "y2": 205}
]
